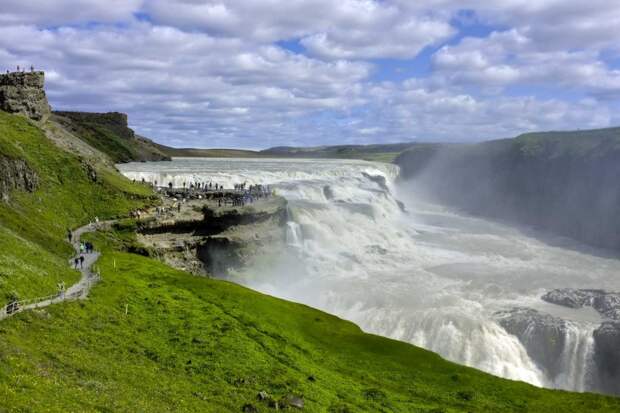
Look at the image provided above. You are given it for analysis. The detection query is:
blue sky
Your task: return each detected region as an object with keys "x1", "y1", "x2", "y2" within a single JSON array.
[{"x1": 1, "y1": 0, "x2": 619, "y2": 149}]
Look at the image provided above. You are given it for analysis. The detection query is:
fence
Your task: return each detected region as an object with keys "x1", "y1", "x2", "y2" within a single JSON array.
[{"x1": 0, "y1": 272, "x2": 100, "y2": 320}]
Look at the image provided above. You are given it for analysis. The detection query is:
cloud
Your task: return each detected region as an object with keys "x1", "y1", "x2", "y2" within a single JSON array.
[
  {"x1": 0, "y1": 0, "x2": 618, "y2": 148},
  {"x1": 0, "y1": 0, "x2": 142, "y2": 25},
  {"x1": 146, "y1": 0, "x2": 455, "y2": 59},
  {"x1": 431, "y1": 28, "x2": 620, "y2": 98}
]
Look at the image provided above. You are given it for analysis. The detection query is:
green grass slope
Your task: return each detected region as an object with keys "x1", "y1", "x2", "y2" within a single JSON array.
[
  {"x1": 0, "y1": 111, "x2": 154, "y2": 301},
  {"x1": 53, "y1": 111, "x2": 171, "y2": 163},
  {"x1": 1, "y1": 228, "x2": 619, "y2": 412}
]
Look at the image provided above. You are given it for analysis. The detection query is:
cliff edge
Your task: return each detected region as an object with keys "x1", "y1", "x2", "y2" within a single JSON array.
[{"x1": 0, "y1": 71, "x2": 51, "y2": 122}]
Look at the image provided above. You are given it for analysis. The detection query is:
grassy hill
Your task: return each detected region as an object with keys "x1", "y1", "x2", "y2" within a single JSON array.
[
  {"x1": 155, "y1": 143, "x2": 417, "y2": 163},
  {"x1": 0, "y1": 111, "x2": 154, "y2": 301},
  {"x1": 53, "y1": 111, "x2": 171, "y2": 163},
  {"x1": 395, "y1": 127, "x2": 620, "y2": 252},
  {"x1": 1, "y1": 113, "x2": 620, "y2": 411}
]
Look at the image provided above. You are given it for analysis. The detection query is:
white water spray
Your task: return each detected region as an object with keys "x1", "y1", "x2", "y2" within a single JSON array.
[{"x1": 118, "y1": 157, "x2": 620, "y2": 392}]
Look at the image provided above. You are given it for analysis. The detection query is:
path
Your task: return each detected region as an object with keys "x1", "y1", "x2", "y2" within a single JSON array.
[{"x1": 0, "y1": 221, "x2": 108, "y2": 320}]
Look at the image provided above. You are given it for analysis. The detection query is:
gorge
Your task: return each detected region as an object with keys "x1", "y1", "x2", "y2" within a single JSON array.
[{"x1": 118, "y1": 157, "x2": 620, "y2": 396}]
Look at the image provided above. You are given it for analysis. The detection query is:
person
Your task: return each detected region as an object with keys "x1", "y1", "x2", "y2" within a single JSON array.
[
  {"x1": 169, "y1": 182, "x2": 173, "y2": 189},
  {"x1": 30, "y1": 65, "x2": 34, "y2": 72},
  {"x1": 74, "y1": 257, "x2": 79, "y2": 269},
  {"x1": 95, "y1": 216, "x2": 99, "y2": 224},
  {"x1": 80, "y1": 242, "x2": 85, "y2": 254},
  {"x1": 79, "y1": 255, "x2": 85, "y2": 269},
  {"x1": 67, "y1": 229, "x2": 73, "y2": 243}
]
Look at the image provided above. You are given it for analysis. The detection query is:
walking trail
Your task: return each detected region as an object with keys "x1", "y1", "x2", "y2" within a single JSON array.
[{"x1": 0, "y1": 221, "x2": 109, "y2": 320}]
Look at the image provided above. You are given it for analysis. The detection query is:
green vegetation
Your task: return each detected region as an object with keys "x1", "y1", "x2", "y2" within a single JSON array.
[
  {"x1": 2, "y1": 227, "x2": 619, "y2": 412},
  {"x1": 1, "y1": 113, "x2": 620, "y2": 411},
  {"x1": 157, "y1": 143, "x2": 414, "y2": 163},
  {"x1": 53, "y1": 111, "x2": 170, "y2": 163},
  {"x1": 0, "y1": 111, "x2": 154, "y2": 300}
]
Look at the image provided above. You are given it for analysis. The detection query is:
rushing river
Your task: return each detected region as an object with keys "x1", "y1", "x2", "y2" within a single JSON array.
[{"x1": 118, "y1": 157, "x2": 620, "y2": 393}]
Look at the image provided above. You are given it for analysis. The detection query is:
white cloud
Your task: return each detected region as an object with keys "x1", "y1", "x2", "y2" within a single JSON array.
[
  {"x1": 0, "y1": 0, "x2": 618, "y2": 148},
  {"x1": 0, "y1": 0, "x2": 142, "y2": 25}
]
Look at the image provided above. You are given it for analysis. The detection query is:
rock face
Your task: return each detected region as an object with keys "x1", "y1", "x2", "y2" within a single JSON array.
[
  {"x1": 395, "y1": 128, "x2": 620, "y2": 252},
  {"x1": 53, "y1": 111, "x2": 171, "y2": 163},
  {"x1": 592, "y1": 321, "x2": 620, "y2": 394},
  {"x1": 495, "y1": 307, "x2": 568, "y2": 378},
  {"x1": 0, "y1": 71, "x2": 51, "y2": 121},
  {"x1": 542, "y1": 289, "x2": 620, "y2": 320},
  {"x1": 0, "y1": 156, "x2": 39, "y2": 202},
  {"x1": 539, "y1": 288, "x2": 620, "y2": 394}
]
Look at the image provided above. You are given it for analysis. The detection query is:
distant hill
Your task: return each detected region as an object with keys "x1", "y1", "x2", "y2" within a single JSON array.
[
  {"x1": 156, "y1": 142, "x2": 418, "y2": 163},
  {"x1": 53, "y1": 111, "x2": 171, "y2": 163},
  {"x1": 395, "y1": 126, "x2": 620, "y2": 252}
]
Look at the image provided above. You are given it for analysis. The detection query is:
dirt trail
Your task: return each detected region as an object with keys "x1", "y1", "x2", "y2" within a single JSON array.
[{"x1": 0, "y1": 221, "x2": 110, "y2": 319}]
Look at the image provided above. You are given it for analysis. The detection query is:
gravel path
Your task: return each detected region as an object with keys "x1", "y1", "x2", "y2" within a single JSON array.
[{"x1": 1, "y1": 221, "x2": 108, "y2": 319}]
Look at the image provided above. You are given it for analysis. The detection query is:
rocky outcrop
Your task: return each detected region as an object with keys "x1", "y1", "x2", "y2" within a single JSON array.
[
  {"x1": 52, "y1": 111, "x2": 171, "y2": 163},
  {"x1": 0, "y1": 156, "x2": 39, "y2": 202},
  {"x1": 0, "y1": 71, "x2": 51, "y2": 121},
  {"x1": 592, "y1": 321, "x2": 620, "y2": 394},
  {"x1": 539, "y1": 288, "x2": 620, "y2": 394},
  {"x1": 542, "y1": 289, "x2": 620, "y2": 321},
  {"x1": 495, "y1": 307, "x2": 568, "y2": 378}
]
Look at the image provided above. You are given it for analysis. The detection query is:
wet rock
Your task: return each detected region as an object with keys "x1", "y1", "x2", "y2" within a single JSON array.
[
  {"x1": 323, "y1": 185, "x2": 334, "y2": 200},
  {"x1": 495, "y1": 307, "x2": 568, "y2": 378},
  {"x1": 362, "y1": 172, "x2": 389, "y2": 192},
  {"x1": 593, "y1": 321, "x2": 620, "y2": 394},
  {"x1": 542, "y1": 288, "x2": 620, "y2": 320}
]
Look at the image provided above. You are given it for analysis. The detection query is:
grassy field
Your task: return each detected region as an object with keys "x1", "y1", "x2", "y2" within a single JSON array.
[
  {"x1": 1, "y1": 112, "x2": 620, "y2": 412},
  {"x1": 1, "y1": 227, "x2": 620, "y2": 412}
]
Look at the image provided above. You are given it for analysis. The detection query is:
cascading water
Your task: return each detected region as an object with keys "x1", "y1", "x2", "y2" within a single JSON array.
[{"x1": 118, "y1": 157, "x2": 620, "y2": 394}]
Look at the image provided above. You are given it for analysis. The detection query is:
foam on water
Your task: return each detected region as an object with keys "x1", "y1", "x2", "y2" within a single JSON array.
[{"x1": 118, "y1": 157, "x2": 620, "y2": 391}]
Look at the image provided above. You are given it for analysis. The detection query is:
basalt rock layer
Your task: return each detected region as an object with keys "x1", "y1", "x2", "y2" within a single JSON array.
[{"x1": 0, "y1": 71, "x2": 51, "y2": 121}]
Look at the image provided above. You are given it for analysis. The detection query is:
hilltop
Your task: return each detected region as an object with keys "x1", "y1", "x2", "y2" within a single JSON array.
[
  {"x1": 1, "y1": 72, "x2": 620, "y2": 411},
  {"x1": 395, "y1": 126, "x2": 620, "y2": 252}
]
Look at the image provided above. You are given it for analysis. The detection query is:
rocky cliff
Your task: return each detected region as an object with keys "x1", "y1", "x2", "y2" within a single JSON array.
[
  {"x1": 0, "y1": 71, "x2": 51, "y2": 121},
  {"x1": 0, "y1": 156, "x2": 39, "y2": 202},
  {"x1": 395, "y1": 128, "x2": 620, "y2": 252},
  {"x1": 53, "y1": 111, "x2": 171, "y2": 163}
]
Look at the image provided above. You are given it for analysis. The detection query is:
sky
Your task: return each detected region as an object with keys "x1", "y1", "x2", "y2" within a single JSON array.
[{"x1": 1, "y1": 1, "x2": 619, "y2": 149}]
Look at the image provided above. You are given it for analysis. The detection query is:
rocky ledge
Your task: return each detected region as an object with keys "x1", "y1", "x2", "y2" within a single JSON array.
[
  {"x1": 542, "y1": 288, "x2": 620, "y2": 320},
  {"x1": 495, "y1": 307, "x2": 568, "y2": 379}
]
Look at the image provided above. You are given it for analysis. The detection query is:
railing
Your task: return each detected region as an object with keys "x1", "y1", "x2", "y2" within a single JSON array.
[{"x1": 0, "y1": 272, "x2": 100, "y2": 320}]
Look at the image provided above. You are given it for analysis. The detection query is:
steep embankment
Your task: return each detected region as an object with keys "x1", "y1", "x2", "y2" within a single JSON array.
[
  {"x1": 0, "y1": 111, "x2": 154, "y2": 302},
  {"x1": 395, "y1": 128, "x2": 620, "y2": 252},
  {"x1": 54, "y1": 111, "x2": 171, "y2": 163}
]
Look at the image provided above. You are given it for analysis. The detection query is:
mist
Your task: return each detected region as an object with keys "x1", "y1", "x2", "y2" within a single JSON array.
[{"x1": 119, "y1": 157, "x2": 620, "y2": 395}]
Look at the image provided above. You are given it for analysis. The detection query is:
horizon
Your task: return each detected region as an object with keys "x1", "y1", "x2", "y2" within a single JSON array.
[{"x1": 1, "y1": 1, "x2": 619, "y2": 149}]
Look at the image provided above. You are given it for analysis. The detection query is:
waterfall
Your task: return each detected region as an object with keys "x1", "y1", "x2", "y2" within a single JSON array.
[
  {"x1": 553, "y1": 322, "x2": 596, "y2": 392},
  {"x1": 118, "y1": 157, "x2": 620, "y2": 393}
]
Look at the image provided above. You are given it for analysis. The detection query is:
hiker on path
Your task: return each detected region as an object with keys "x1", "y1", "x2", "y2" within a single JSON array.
[
  {"x1": 74, "y1": 258, "x2": 79, "y2": 269},
  {"x1": 79, "y1": 255, "x2": 85, "y2": 269},
  {"x1": 67, "y1": 229, "x2": 73, "y2": 243},
  {"x1": 80, "y1": 242, "x2": 85, "y2": 254}
]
